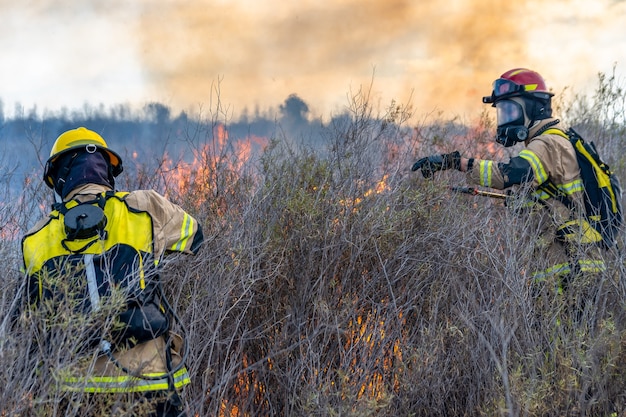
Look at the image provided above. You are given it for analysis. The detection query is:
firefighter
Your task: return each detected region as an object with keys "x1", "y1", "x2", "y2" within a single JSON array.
[
  {"x1": 21, "y1": 127, "x2": 204, "y2": 416},
  {"x1": 411, "y1": 68, "x2": 605, "y2": 289}
]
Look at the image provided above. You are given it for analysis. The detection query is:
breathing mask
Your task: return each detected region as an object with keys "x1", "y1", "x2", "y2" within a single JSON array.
[{"x1": 495, "y1": 99, "x2": 529, "y2": 147}]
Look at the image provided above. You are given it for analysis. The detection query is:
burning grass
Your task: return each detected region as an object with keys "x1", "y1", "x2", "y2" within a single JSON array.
[{"x1": 2, "y1": 74, "x2": 626, "y2": 416}]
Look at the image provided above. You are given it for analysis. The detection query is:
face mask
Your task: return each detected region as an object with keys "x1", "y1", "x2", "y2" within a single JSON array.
[
  {"x1": 495, "y1": 99, "x2": 528, "y2": 147},
  {"x1": 52, "y1": 151, "x2": 114, "y2": 199}
]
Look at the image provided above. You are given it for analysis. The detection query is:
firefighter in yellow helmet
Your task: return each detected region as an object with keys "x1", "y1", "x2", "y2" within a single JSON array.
[
  {"x1": 21, "y1": 127, "x2": 204, "y2": 416},
  {"x1": 411, "y1": 68, "x2": 606, "y2": 290}
]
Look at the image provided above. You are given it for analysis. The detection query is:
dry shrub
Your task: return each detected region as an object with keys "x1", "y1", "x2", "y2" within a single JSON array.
[{"x1": 1, "y1": 73, "x2": 626, "y2": 416}]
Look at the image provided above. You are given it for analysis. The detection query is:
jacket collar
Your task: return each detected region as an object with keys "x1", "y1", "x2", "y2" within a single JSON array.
[
  {"x1": 64, "y1": 183, "x2": 113, "y2": 202},
  {"x1": 525, "y1": 117, "x2": 563, "y2": 144}
]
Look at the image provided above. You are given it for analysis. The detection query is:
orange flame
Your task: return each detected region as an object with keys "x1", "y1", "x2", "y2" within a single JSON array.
[{"x1": 158, "y1": 124, "x2": 268, "y2": 213}]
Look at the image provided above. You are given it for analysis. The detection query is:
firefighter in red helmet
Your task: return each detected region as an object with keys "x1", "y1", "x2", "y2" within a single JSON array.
[{"x1": 411, "y1": 68, "x2": 605, "y2": 289}]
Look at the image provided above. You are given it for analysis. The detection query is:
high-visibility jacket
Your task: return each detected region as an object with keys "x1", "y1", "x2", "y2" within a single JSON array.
[
  {"x1": 21, "y1": 183, "x2": 203, "y2": 393},
  {"x1": 466, "y1": 118, "x2": 606, "y2": 282}
]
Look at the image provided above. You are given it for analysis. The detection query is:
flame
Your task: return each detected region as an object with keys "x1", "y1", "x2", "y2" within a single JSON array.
[
  {"x1": 206, "y1": 172, "x2": 396, "y2": 415},
  {"x1": 157, "y1": 124, "x2": 268, "y2": 213},
  {"x1": 343, "y1": 307, "x2": 405, "y2": 403},
  {"x1": 340, "y1": 174, "x2": 390, "y2": 212},
  {"x1": 364, "y1": 174, "x2": 389, "y2": 198},
  {"x1": 215, "y1": 353, "x2": 268, "y2": 417},
  {"x1": 212, "y1": 307, "x2": 406, "y2": 416}
]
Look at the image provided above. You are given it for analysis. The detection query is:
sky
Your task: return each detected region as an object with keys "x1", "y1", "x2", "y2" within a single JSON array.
[{"x1": 2, "y1": 0, "x2": 626, "y2": 122}]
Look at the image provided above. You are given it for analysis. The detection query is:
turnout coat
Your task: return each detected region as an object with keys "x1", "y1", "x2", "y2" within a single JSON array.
[
  {"x1": 21, "y1": 183, "x2": 203, "y2": 393},
  {"x1": 465, "y1": 118, "x2": 605, "y2": 283}
]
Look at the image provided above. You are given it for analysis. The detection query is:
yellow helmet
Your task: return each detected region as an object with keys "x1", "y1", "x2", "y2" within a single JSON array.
[{"x1": 43, "y1": 127, "x2": 123, "y2": 188}]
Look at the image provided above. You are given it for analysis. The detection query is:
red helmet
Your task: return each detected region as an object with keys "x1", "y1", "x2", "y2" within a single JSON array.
[{"x1": 483, "y1": 68, "x2": 553, "y2": 104}]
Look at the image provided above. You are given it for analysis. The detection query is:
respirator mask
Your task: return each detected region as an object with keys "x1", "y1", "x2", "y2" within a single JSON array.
[{"x1": 495, "y1": 99, "x2": 529, "y2": 147}]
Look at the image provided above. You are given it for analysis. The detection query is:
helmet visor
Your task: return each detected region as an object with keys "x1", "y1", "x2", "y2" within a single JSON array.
[
  {"x1": 483, "y1": 78, "x2": 526, "y2": 104},
  {"x1": 496, "y1": 100, "x2": 524, "y2": 126},
  {"x1": 493, "y1": 78, "x2": 525, "y2": 99}
]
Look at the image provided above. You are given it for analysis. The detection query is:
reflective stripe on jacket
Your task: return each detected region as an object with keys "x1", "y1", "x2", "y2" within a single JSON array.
[
  {"x1": 62, "y1": 368, "x2": 190, "y2": 393},
  {"x1": 21, "y1": 184, "x2": 203, "y2": 393},
  {"x1": 60, "y1": 335, "x2": 190, "y2": 393},
  {"x1": 465, "y1": 119, "x2": 605, "y2": 279}
]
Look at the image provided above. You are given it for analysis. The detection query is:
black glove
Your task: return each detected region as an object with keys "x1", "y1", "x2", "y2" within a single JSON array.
[{"x1": 411, "y1": 151, "x2": 461, "y2": 178}]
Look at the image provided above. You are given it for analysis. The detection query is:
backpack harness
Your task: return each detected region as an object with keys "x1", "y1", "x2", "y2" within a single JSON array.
[
  {"x1": 537, "y1": 128, "x2": 623, "y2": 250},
  {"x1": 22, "y1": 191, "x2": 189, "y2": 394}
]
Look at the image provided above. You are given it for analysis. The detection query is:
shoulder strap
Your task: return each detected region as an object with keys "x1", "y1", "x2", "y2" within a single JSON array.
[
  {"x1": 533, "y1": 126, "x2": 575, "y2": 208},
  {"x1": 542, "y1": 127, "x2": 569, "y2": 140},
  {"x1": 52, "y1": 191, "x2": 115, "y2": 214}
]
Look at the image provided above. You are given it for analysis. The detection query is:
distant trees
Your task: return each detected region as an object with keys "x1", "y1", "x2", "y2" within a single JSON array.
[{"x1": 2, "y1": 73, "x2": 626, "y2": 415}]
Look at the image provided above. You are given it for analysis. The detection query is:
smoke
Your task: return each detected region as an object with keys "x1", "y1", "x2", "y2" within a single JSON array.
[
  {"x1": 1, "y1": 0, "x2": 623, "y2": 120},
  {"x1": 410, "y1": 0, "x2": 531, "y2": 115},
  {"x1": 133, "y1": 0, "x2": 544, "y2": 118}
]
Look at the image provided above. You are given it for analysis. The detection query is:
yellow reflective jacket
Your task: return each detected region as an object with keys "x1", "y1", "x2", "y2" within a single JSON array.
[
  {"x1": 466, "y1": 119, "x2": 605, "y2": 281},
  {"x1": 21, "y1": 183, "x2": 203, "y2": 393}
]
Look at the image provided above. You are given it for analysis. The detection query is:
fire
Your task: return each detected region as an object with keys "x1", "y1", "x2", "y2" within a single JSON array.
[
  {"x1": 157, "y1": 124, "x2": 268, "y2": 213},
  {"x1": 340, "y1": 174, "x2": 390, "y2": 213},
  {"x1": 364, "y1": 174, "x2": 389, "y2": 198},
  {"x1": 215, "y1": 354, "x2": 269, "y2": 417},
  {"x1": 343, "y1": 307, "x2": 405, "y2": 403}
]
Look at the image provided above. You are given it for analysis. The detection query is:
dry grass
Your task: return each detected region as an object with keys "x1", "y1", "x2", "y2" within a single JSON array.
[{"x1": 1, "y1": 73, "x2": 626, "y2": 416}]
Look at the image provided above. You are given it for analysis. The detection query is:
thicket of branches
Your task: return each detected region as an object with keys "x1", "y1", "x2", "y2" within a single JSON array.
[{"x1": 1, "y1": 71, "x2": 626, "y2": 416}]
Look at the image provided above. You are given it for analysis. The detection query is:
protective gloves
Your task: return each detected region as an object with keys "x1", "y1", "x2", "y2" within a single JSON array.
[{"x1": 411, "y1": 151, "x2": 461, "y2": 178}]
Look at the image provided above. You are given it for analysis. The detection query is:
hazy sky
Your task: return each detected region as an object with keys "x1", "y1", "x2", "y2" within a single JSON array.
[{"x1": 2, "y1": 0, "x2": 626, "y2": 120}]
